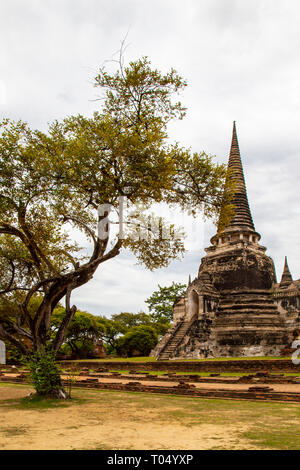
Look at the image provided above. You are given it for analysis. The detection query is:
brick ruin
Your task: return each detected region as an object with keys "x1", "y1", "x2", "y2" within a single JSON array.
[
  {"x1": 152, "y1": 123, "x2": 300, "y2": 360},
  {"x1": 1, "y1": 363, "x2": 300, "y2": 403}
]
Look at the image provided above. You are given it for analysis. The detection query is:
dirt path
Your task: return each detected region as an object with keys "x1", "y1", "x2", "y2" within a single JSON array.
[
  {"x1": 0, "y1": 385, "x2": 33, "y2": 401},
  {"x1": 0, "y1": 385, "x2": 259, "y2": 450}
]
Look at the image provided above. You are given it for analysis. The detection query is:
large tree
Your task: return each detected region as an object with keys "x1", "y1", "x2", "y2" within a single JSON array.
[{"x1": 0, "y1": 56, "x2": 231, "y2": 397}]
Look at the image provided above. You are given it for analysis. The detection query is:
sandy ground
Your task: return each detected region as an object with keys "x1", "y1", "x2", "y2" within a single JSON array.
[
  {"x1": 0, "y1": 384, "x2": 260, "y2": 450},
  {"x1": 0, "y1": 385, "x2": 33, "y2": 401}
]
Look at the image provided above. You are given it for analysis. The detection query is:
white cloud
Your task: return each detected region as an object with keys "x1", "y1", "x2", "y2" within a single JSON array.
[{"x1": 0, "y1": 81, "x2": 6, "y2": 104}]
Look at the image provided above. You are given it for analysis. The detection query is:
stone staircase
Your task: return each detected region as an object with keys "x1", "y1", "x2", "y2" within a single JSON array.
[{"x1": 157, "y1": 320, "x2": 195, "y2": 360}]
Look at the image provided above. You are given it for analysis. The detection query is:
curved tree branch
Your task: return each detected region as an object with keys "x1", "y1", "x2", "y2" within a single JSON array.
[
  {"x1": 52, "y1": 287, "x2": 77, "y2": 353},
  {"x1": 0, "y1": 324, "x2": 29, "y2": 355},
  {"x1": 0, "y1": 260, "x2": 15, "y2": 295}
]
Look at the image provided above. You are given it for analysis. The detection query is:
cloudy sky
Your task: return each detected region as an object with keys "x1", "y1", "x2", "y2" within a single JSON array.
[{"x1": 1, "y1": 0, "x2": 300, "y2": 315}]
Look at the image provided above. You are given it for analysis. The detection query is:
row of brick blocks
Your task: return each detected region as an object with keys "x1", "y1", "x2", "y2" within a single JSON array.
[
  {"x1": 2, "y1": 368, "x2": 300, "y2": 384},
  {"x1": 1, "y1": 375, "x2": 300, "y2": 403},
  {"x1": 59, "y1": 359, "x2": 300, "y2": 373}
]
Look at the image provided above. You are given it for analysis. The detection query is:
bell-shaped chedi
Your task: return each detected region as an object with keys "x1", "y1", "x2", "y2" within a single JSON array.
[
  {"x1": 196, "y1": 122, "x2": 287, "y2": 357},
  {"x1": 152, "y1": 122, "x2": 289, "y2": 360}
]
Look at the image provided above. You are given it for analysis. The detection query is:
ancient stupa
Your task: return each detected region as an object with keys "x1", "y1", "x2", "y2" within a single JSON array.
[{"x1": 152, "y1": 122, "x2": 290, "y2": 359}]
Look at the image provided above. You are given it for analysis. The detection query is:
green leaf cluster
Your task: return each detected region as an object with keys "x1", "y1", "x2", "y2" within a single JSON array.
[
  {"x1": 146, "y1": 282, "x2": 187, "y2": 323},
  {"x1": 115, "y1": 325, "x2": 158, "y2": 357},
  {"x1": 25, "y1": 350, "x2": 62, "y2": 396}
]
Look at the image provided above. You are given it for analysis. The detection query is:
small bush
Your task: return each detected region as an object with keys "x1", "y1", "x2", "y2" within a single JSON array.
[{"x1": 26, "y1": 350, "x2": 63, "y2": 396}]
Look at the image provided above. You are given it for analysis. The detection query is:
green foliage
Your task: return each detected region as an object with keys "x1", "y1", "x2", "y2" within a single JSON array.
[
  {"x1": 4, "y1": 341, "x2": 22, "y2": 364},
  {"x1": 151, "y1": 321, "x2": 170, "y2": 337},
  {"x1": 95, "y1": 316, "x2": 124, "y2": 351},
  {"x1": 97, "y1": 312, "x2": 170, "y2": 354},
  {"x1": 111, "y1": 311, "x2": 152, "y2": 332},
  {"x1": 51, "y1": 309, "x2": 105, "y2": 358},
  {"x1": 59, "y1": 338, "x2": 95, "y2": 358},
  {"x1": 25, "y1": 350, "x2": 62, "y2": 396},
  {"x1": 146, "y1": 282, "x2": 187, "y2": 322},
  {"x1": 116, "y1": 325, "x2": 158, "y2": 357},
  {"x1": 94, "y1": 57, "x2": 187, "y2": 132}
]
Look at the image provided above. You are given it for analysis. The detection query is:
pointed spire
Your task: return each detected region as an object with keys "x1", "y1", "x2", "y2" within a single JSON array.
[
  {"x1": 188, "y1": 274, "x2": 191, "y2": 286},
  {"x1": 218, "y1": 122, "x2": 255, "y2": 232},
  {"x1": 280, "y1": 256, "x2": 293, "y2": 288}
]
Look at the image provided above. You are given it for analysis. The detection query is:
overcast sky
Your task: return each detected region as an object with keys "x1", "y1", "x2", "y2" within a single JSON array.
[{"x1": 1, "y1": 0, "x2": 300, "y2": 315}]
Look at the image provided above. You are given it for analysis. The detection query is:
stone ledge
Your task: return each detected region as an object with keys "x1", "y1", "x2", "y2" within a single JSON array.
[{"x1": 59, "y1": 359, "x2": 299, "y2": 373}]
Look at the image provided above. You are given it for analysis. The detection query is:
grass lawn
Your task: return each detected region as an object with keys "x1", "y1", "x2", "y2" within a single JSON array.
[
  {"x1": 61, "y1": 356, "x2": 290, "y2": 363},
  {"x1": 0, "y1": 382, "x2": 300, "y2": 450},
  {"x1": 106, "y1": 370, "x2": 300, "y2": 377},
  {"x1": 61, "y1": 356, "x2": 157, "y2": 363}
]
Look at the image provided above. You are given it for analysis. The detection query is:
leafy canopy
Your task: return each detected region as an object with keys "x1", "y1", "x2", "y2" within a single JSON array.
[
  {"x1": 116, "y1": 325, "x2": 158, "y2": 357},
  {"x1": 51, "y1": 309, "x2": 105, "y2": 356},
  {"x1": 146, "y1": 282, "x2": 187, "y2": 323}
]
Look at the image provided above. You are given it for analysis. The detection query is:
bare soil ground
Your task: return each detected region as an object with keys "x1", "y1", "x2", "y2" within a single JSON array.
[{"x1": 0, "y1": 383, "x2": 300, "y2": 450}]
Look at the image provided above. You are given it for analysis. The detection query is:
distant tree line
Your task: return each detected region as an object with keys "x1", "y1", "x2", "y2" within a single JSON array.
[{"x1": 4, "y1": 282, "x2": 186, "y2": 361}]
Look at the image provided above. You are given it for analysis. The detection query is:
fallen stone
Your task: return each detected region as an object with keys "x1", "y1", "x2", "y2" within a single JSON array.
[
  {"x1": 248, "y1": 386, "x2": 274, "y2": 392},
  {"x1": 254, "y1": 372, "x2": 270, "y2": 377}
]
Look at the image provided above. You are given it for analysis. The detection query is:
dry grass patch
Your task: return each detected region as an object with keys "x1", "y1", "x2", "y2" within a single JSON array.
[{"x1": 0, "y1": 383, "x2": 299, "y2": 450}]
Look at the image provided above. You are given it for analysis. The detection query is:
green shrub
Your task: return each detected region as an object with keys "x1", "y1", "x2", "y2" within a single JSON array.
[
  {"x1": 116, "y1": 326, "x2": 158, "y2": 357},
  {"x1": 26, "y1": 350, "x2": 62, "y2": 396},
  {"x1": 5, "y1": 342, "x2": 23, "y2": 365}
]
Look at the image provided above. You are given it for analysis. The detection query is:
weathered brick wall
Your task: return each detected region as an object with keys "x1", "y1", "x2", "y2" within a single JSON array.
[{"x1": 59, "y1": 359, "x2": 300, "y2": 373}]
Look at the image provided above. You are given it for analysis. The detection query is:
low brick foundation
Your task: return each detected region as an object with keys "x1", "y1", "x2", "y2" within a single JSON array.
[
  {"x1": 59, "y1": 359, "x2": 299, "y2": 373},
  {"x1": 1, "y1": 369, "x2": 300, "y2": 385},
  {"x1": 1, "y1": 375, "x2": 300, "y2": 403},
  {"x1": 58, "y1": 380, "x2": 300, "y2": 402}
]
